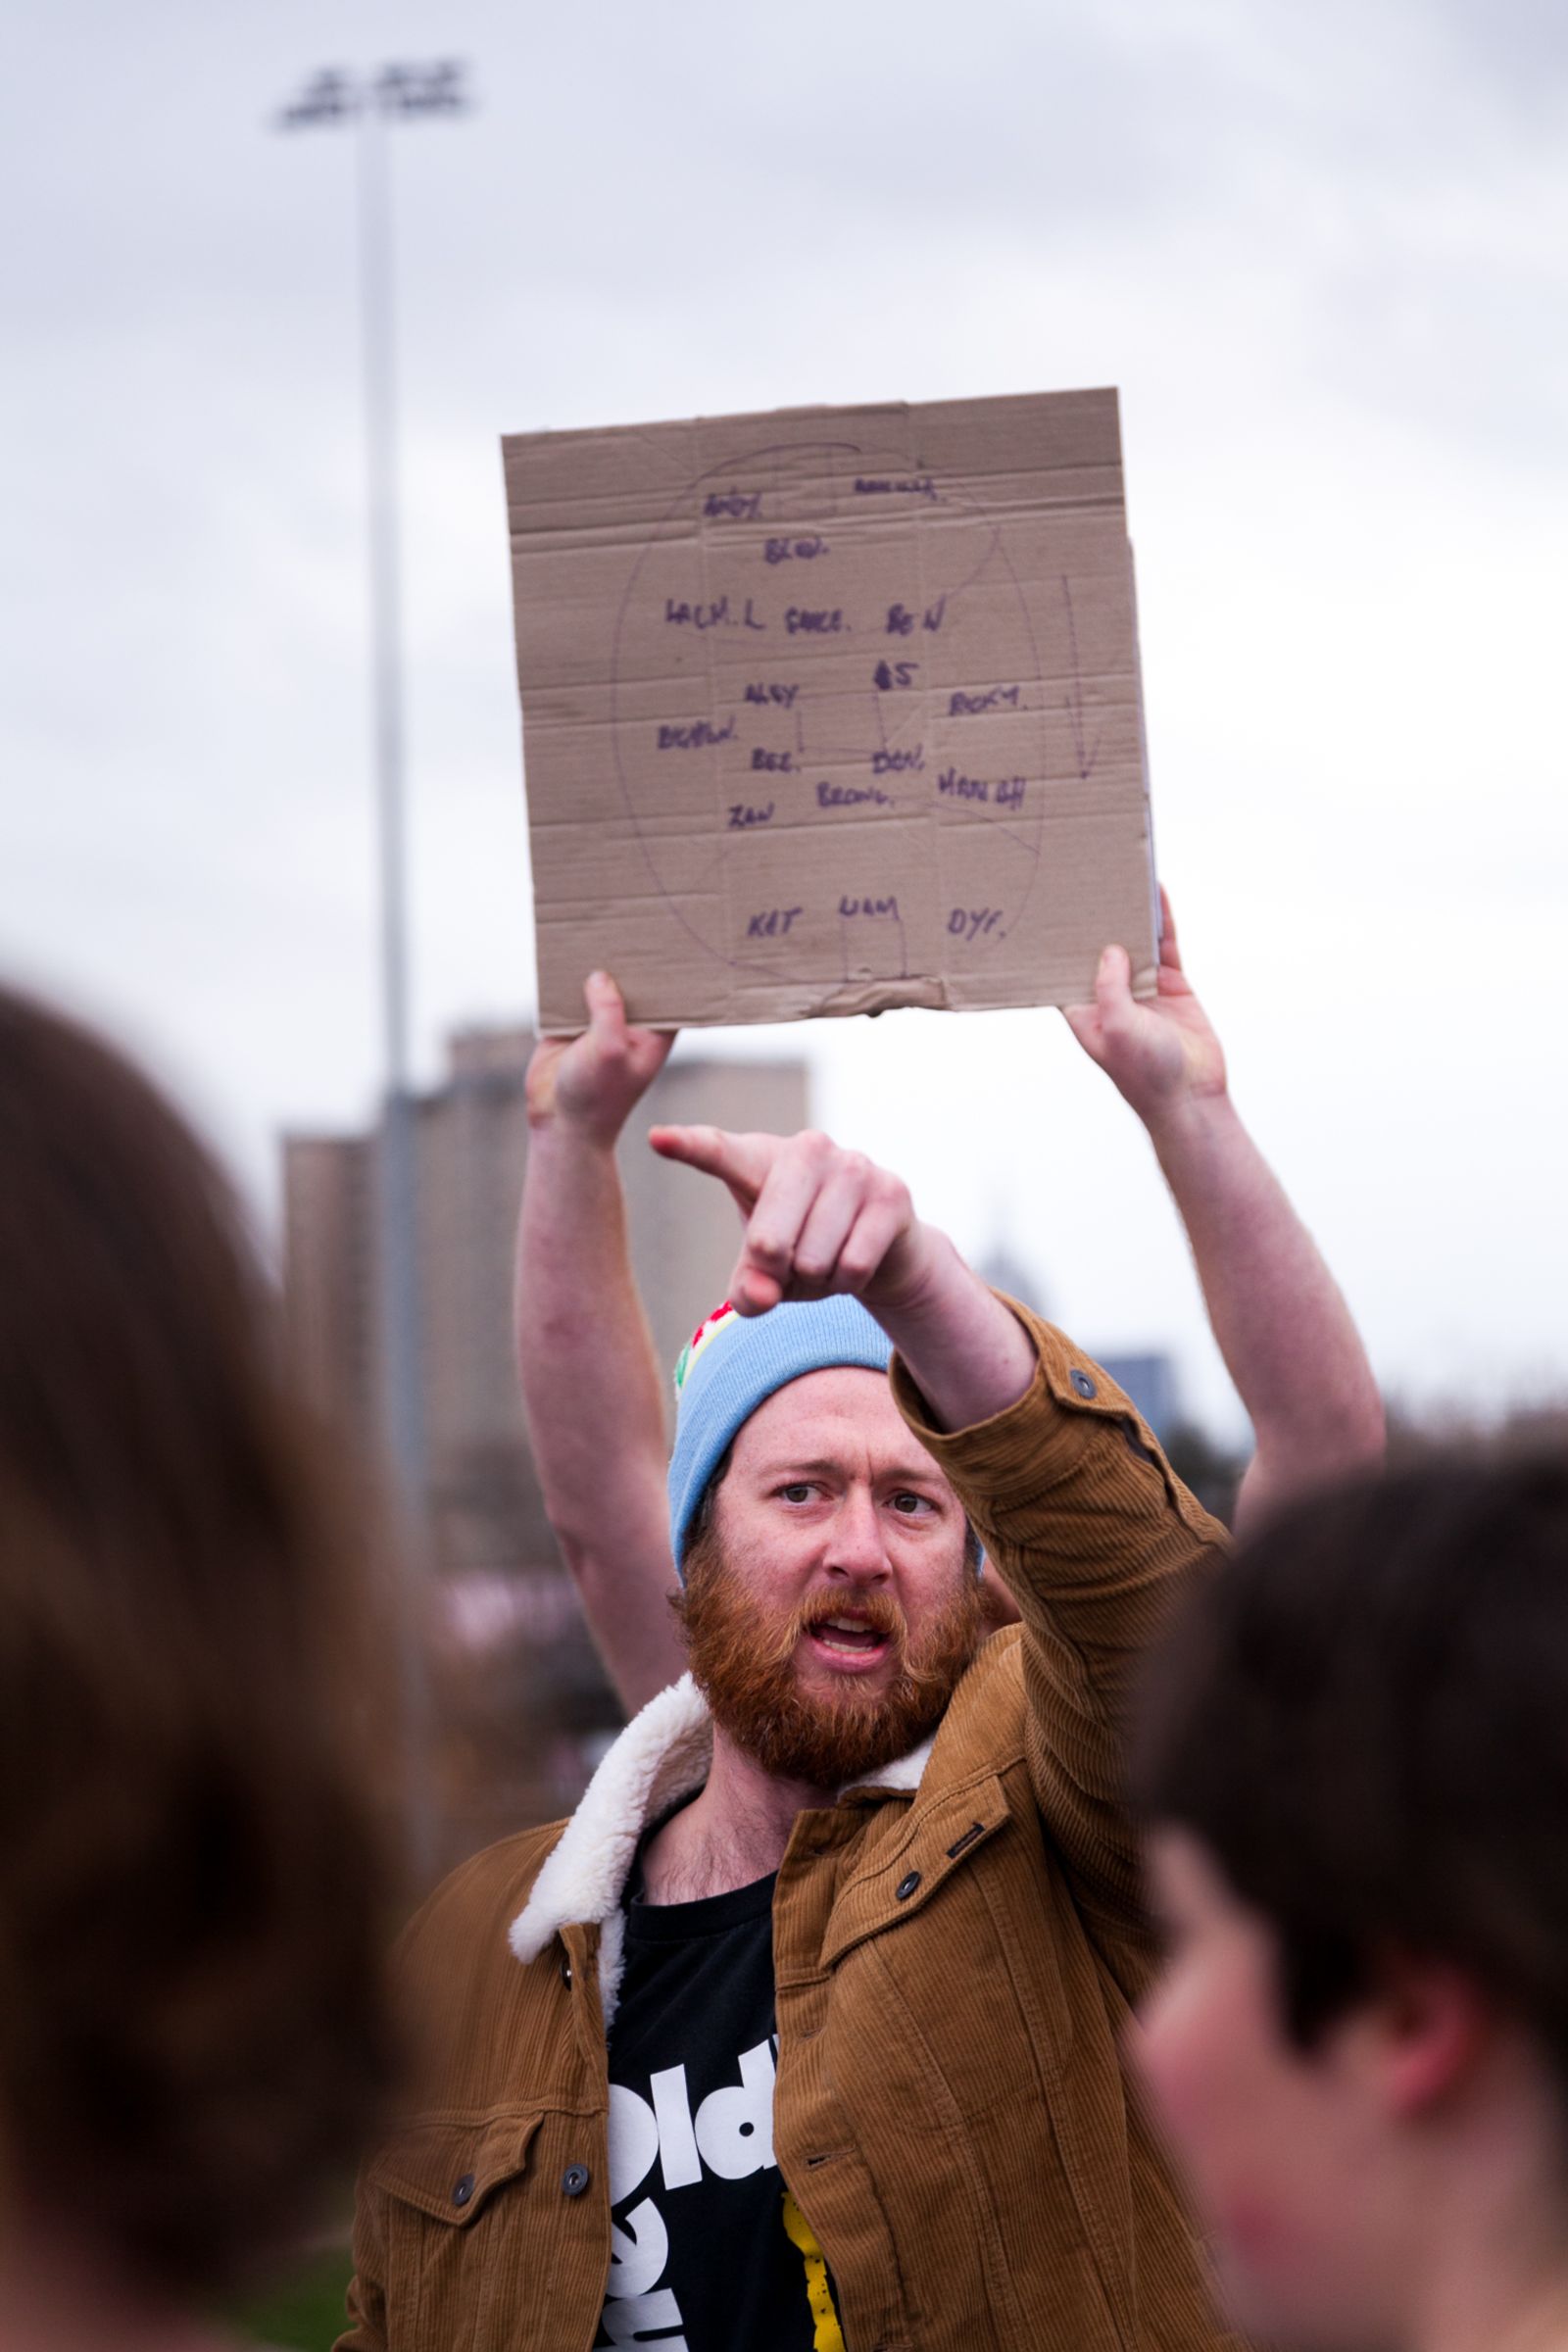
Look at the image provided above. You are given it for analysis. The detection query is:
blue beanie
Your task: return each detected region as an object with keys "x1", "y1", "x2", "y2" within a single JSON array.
[{"x1": 667, "y1": 1297, "x2": 893, "y2": 1575}]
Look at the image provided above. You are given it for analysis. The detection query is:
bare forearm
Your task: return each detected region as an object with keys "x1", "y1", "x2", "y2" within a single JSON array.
[
  {"x1": 871, "y1": 1231, "x2": 1038, "y2": 1434},
  {"x1": 515, "y1": 1124, "x2": 684, "y2": 1708},
  {"x1": 1147, "y1": 1092, "x2": 1385, "y2": 1523}
]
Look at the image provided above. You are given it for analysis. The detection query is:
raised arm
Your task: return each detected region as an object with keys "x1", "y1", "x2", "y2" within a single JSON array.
[
  {"x1": 1064, "y1": 891, "x2": 1385, "y2": 1533},
  {"x1": 648, "y1": 1122, "x2": 1223, "y2": 1978},
  {"x1": 514, "y1": 974, "x2": 686, "y2": 1712}
]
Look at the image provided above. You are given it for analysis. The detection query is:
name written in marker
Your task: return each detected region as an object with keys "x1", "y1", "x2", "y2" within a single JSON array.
[
  {"x1": 854, "y1": 475, "x2": 937, "y2": 502},
  {"x1": 743, "y1": 682, "x2": 800, "y2": 708},
  {"x1": 817, "y1": 780, "x2": 891, "y2": 808},
  {"x1": 764, "y1": 535, "x2": 829, "y2": 564},
  {"x1": 703, "y1": 490, "x2": 762, "y2": 520},
  {"x1": 936, "y1": 768, "x2": 1027, "y2": 808},
  {"x1": 949, "y1": 906, "x2": 1004, "y2": 943},
  {"x1": 665, "y1": 596, "x2": 767, "y2": 631},
  {"x1": 751, "y1": 747, "x2": 795, "y2": 773},
  {"x1": 949, "y1": 685, "x2": 1020, "y2": 715},
  {"x1": 886, "y1": 597, "x2": 947, "y2": 636},
  {"x1": 872, "y1": 748, "x2": 923, "y2": 775},
  {"x1": 785, "y1": 607, "x2": 845, "y2": 635},
  {"x1": 840, "y1": 895, "x2": 902, "y2": 920},
  {"x1": 658, "y1": 719, "x2": 735, "y2": 751},
  {"x1": 727, "y1": 803, "x2": 774, "y2": 829},
  {"x1": 746, "y1": 906, "x2": 804, "y2": 939}
]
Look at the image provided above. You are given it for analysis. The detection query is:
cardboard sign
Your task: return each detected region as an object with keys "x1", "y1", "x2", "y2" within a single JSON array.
[{"x1": 504, "y1": 389, "x2": 1156, "y2": 1033}]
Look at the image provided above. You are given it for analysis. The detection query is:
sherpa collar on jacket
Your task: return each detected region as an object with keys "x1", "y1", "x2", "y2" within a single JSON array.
[{"x1": 507, "y1": 1672, "x2": 932, "y2": 2026}]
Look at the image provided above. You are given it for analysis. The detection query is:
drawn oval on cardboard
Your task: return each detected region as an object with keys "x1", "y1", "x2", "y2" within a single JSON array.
[{"x1": 504, "y1": 390, "x2": 1156, "y2": 1033}]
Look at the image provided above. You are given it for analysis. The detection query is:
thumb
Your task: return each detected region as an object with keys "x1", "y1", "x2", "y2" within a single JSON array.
[
  {"x1": 582, "y1": 968, "x2": 628, "y2": 1048},
  {"x1": 1096, "y1": 942, "x2": 1133, "y2": 1006}
]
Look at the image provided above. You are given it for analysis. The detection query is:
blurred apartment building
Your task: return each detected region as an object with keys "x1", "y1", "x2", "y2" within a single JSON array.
[{"x1": 280, "y1": 1028, "x2": 807, "y2": 1851}]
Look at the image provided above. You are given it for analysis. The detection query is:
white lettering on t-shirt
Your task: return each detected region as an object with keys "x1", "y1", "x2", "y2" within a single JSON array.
[
  {"x1": 649, "y1": 2064, "x2": 703, "y2": 2190},
  {"x1": 693, "y1": 2041, "x2": 777, "y2": 2179},
  {"x1": 600, "y1": 2286, "x2": 689, "y2": 2346},
  {"x1": 601, "y1": 2036, "x2": 780, "y2": 2341},
  {"x1": 607, "y1": 2079, "x2": 661, "y2": 2205},
  {"x1": 607, "y1": 2196, "x2": 668, "y2": 2297}
]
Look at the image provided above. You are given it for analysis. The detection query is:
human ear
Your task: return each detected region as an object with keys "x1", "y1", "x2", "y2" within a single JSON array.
[{"x1": 1363, "y1": 1951, "x2": 1491, "y2": 2118}]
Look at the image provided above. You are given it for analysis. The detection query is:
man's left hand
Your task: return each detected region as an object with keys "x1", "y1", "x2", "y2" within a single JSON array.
[
  {"x1": 647, "y1": 1125, "x2": 940, "y2": 1322},
  {"x1": 1063, "y1": 888, "x2": 1227, "y2": 1133}
]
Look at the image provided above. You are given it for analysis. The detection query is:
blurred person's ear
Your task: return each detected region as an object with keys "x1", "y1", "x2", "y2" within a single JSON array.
[{"x1": 1347, "y1": 1951, "x2": 1493, "y2": 2119}]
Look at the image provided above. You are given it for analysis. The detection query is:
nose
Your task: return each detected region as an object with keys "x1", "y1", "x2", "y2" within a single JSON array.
[{"x1": 824, "y1": 1485, "x2": 891, "y2": 1585}]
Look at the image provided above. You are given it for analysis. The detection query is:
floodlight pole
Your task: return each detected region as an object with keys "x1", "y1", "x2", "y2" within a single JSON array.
[
  {"x1": 276, "y1": 68, "x2": 466, "y2": 1886},
  {"x1": 355, "y1": 90, "x2": 424, "y2": 1522},
  {"x1": 275, "y1": 66, "x2": 466, "y2": 1524}
]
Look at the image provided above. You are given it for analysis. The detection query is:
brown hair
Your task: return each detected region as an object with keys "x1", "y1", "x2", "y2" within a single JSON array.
[
  {"x1": 0, "y1": 986, "x2": 403, "y2": 2299},
  {"x1": 1136, "y1": 1455, "x2": 1568, "y2": 2099}
]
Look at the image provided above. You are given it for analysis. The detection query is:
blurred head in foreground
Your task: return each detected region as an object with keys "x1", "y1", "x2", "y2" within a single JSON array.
[
  {"x1": 1135, "y1": 1457, "x2": 1568, "y2": 2352},
  {"x1": 0, "y1": 986, "x2": 401, "y2": 2335}
]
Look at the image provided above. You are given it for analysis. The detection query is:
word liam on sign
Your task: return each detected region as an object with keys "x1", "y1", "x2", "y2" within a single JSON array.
[{"x1": 504, "y1": 388, "x2": 1156, "y2": 1034}]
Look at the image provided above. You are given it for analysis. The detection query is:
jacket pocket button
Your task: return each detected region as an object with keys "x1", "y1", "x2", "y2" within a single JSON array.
[
  {"x1": 1070, "y1": 1367, "x2": 1097, "y2": 1398},
  {"x1": 452, "y1": 2174, "x2": 474, "y2": 2208},
  {"x1": 562, "y1": 2163, "x2": 591, "y2": 2197},
  {"x1": 896, "y1": 1870, "x2": 921, "y2": 1900},
  {"x1": 560, "y1": 1952, "x2": 573, "y2": 1986}
]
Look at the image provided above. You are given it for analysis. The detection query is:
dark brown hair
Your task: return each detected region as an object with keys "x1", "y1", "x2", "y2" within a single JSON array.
[
  {"x1": 1136, "y1": 1455, "x2": 1568, "y2": 2095},
  {"x1": 0, "y1": 986, "x2": 403, "y2": 2299}
]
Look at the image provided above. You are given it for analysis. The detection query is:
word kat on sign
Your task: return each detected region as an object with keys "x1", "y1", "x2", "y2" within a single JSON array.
[{"x1": 503, "y1": 388, "x2": 1158, "y2": 1033}]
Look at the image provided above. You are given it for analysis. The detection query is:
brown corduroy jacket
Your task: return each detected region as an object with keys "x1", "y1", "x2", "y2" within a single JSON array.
[{"x1": 340, "y1": 1308, "x2": 1235, "y2": 2352}]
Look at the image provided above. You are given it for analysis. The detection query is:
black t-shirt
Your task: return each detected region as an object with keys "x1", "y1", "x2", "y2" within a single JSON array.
[{"x1": 596, "y1": 1861, "x2": 841, "y2": 2350}]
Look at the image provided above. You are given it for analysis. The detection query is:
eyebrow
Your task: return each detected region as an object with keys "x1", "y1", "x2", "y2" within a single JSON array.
[{"x1": 754, "y1": 1455, "x2": 950, "y2": 1490}]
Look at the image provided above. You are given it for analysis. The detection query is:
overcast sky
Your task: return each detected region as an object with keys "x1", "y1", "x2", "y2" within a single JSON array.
[{"x1": 4, "y1": 0, "x2": 1565, "y2": 1439}]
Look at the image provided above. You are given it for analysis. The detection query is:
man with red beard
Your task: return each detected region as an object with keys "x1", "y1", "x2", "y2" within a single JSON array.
[{"x1": 341, "y1": 1123, "x2": 1242, "y2": 2352}]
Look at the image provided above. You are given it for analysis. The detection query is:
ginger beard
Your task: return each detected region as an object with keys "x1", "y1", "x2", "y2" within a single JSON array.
[{"x1": 677, "y1": 1521, "x2": 985, "y2": 1788}]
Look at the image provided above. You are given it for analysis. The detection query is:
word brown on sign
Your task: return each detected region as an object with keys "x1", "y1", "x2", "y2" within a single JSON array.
[{"x1": 504, "y1": 389, "x2": 1157, "y2": 1034}]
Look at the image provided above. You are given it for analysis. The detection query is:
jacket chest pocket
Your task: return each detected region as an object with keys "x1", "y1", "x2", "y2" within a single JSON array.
[
  {"x1": 817, "y1": 1782, "x2": 1076, "y2": 2124},
  {"x1": 372, "y1": 2110, "x2": 544, "y2": 2350}
]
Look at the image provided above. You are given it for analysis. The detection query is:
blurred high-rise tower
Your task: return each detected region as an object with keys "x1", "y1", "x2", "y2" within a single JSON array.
[{"x1": 279, "y1": 1028, "x2": 808, "y2": 1853}]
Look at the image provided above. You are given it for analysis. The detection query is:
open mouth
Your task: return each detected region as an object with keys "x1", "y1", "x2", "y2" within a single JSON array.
[{"x1": 805, "y1": 1615, "x2": 895, "y2": 1671}]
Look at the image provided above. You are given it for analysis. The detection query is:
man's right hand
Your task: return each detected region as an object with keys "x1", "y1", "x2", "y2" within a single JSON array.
[
  {"x1": 526, "y1": 971, "x2": 676, "y2": 1147},
  {"x1": 649, "y1": 1124, "x2": 1038, "y2": 1432}
]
